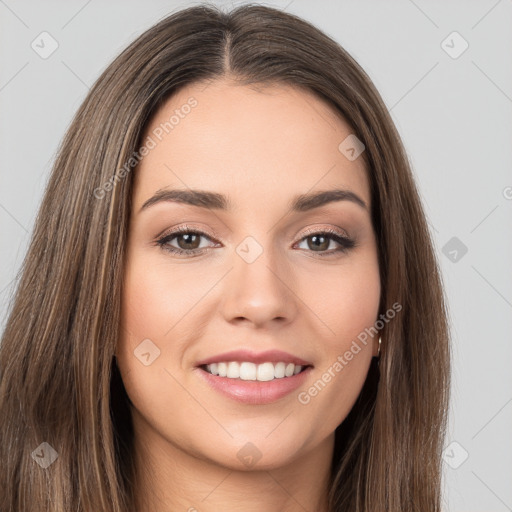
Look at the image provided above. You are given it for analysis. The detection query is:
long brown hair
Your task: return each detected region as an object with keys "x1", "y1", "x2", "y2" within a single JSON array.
[{"x1": 0, "y1": 4, "x2": 450, "y2": 511}]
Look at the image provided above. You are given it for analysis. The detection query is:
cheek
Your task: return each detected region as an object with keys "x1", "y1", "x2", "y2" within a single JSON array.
[
  {"x1": 294, "y1": 252, "x2": 380, "y2": 432},
  {"x1": 119, "y1": 252, "x2": 202, "y2": 348},
  {"x1": 116, "y1": 255, "x2": 189, "y2": 433},
  {"x1": 117, "y1": 253, "x2": 177, "y2": 377},
  {"x1": 304, "y1": 252, "x2": 381, "y2": 346},
  {"x1": 117, "y1": 247, "x2": 221, "y2": 400}
]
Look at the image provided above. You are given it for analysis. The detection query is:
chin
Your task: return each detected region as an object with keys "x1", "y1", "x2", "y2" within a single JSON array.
[{"x1": 197, "y1": 432, "x2": 308, "y2": 471}]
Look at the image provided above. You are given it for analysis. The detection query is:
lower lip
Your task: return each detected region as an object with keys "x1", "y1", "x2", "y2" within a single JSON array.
[{"x1": 196, "y1": 366, "x2": 312, "y2": 405}]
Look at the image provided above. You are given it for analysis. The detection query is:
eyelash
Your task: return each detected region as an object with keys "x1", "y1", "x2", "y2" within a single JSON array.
[{"x1": 154, "y1": 225, "x2": 356, "y2": 258}]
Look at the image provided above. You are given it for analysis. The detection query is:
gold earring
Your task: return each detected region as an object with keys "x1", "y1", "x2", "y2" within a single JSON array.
[{"x1": 378, "y1": 335, "x2": 382, "y2": 357}]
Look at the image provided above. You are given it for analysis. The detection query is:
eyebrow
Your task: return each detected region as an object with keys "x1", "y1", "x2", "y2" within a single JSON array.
[{"x1": 139, "y1": 187, "x2": 368, "y2": 213}]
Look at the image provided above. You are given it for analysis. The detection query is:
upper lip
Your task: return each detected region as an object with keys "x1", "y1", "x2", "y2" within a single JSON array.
[{"x1": 196, "y1": 349, "x2": 313, "y2": 367}]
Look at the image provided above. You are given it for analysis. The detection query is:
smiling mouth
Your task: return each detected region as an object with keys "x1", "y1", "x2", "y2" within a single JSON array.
[{"x1": 200, "y1": 361, "x2": 311, "y2": 382}]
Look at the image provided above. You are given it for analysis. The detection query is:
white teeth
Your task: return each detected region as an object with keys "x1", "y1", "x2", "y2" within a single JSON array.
[
  {"x1": 226, "y1": 361, "x2": 239, "y2": 378},
  {"x1": 239, "y1": 362, "x2": 256, "y2": 380},
  {"x1": 274, "y1": 362, "x2": 285, "y2": 378},
  {"x1": 257, "y1": 362, "x2": 275, "y2": 382},
  {"x1": 204, "y1": 361, "x2": 305, "y2": 381},
  {"x1": 217, "y1": 362, "x2": 227, "y2": 377}
]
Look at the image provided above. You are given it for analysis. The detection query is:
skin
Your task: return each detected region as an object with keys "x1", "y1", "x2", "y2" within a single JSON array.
[{"x1": 117, "y1": 77, "x2": 381, "y2": 512}]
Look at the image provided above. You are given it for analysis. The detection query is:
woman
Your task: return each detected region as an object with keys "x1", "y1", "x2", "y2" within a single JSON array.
[{"x1": 0, "y1": 4, "x2": 450, "y2": 511}]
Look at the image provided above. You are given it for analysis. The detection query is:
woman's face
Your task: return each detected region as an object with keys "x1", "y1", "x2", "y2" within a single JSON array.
[{"x1": 117, "y1": 78, "x2": 381, "y2": 471}]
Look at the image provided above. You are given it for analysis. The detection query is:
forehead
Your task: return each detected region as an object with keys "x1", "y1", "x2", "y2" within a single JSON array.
[{"x1": 132, "y1": 79, "x2": 370, "y2": 212}]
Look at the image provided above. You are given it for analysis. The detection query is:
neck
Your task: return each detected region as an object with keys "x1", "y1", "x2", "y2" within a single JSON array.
[{"x1": 131, "y1": 411, "x2": 333, "y2": 512}]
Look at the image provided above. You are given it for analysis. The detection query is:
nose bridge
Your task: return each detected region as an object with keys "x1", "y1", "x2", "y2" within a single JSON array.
[{"x1": 220, "y1": 234, "x2": 297, "y2": 326}]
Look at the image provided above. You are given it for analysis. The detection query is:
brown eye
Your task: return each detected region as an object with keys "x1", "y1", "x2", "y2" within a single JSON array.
[
  {"x1": 296, "y1": 229, "x2": 356, "y2": 256},
  {"x1": 156, "y1": 227, "x2": 216, "y2": 256},
  {"x1": 175, "y1": 232, "x2": 202, "y2": 250},
  {"x1": 306, "y1": 234, "x2": 331, "y2": 252}
]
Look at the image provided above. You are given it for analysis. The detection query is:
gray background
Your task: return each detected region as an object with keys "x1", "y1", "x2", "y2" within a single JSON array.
[{"x1": 1, "y1": 1, "x2": 511, "y2": 510}]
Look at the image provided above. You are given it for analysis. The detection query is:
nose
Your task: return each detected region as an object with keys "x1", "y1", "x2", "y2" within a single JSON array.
[{"x1": 219, "y1": 242, "x2": 298, "y2": 329}]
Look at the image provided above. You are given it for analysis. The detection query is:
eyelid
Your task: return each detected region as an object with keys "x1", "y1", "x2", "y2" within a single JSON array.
[
  {"x1": 154, "y1": 223, "x2": 355, "y2": 257},
  {"x1": 156, "y1": 223, "x2": 219, "y2": 241},
  {"x1": 157, "y1": 224, "x2": 351, "y2": 245},
  {"x1": 297, "y1": 225, "x2": 351, "y2": 240}
]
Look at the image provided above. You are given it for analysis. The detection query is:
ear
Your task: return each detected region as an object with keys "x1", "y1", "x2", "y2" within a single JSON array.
[{"x1": 372, "y1": 334, "x2": 381, "y2": 358}]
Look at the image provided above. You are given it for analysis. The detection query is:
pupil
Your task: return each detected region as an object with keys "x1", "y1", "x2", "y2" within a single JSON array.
[
  {"x1": 309, "y1": 235, "x2": 328, "y2": 251},
  {"x1": 179, "y1": 233, "x2": 199, "y2": 250}
]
